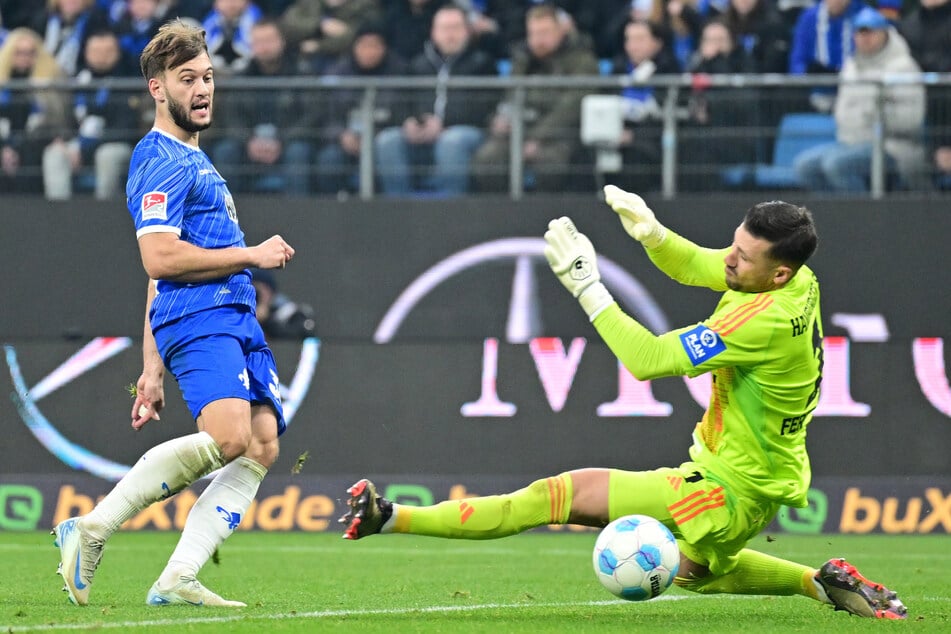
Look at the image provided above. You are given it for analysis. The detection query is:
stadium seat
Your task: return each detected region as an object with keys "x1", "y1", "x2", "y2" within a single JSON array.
[{"x1": 720, "y1": 113, "x2": 836, "y2": 189}]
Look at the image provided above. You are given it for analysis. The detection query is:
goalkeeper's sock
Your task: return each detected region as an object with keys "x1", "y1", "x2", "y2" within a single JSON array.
[
  {"x1": 81, "y1": 432, "x2": 225, "y2": 540},
  {"x1": 388, "y1": 474, "x2": 573, "y2": 539},
  {"x1": 158, "y1": 456, "x2": 267, "y2": 586},
  {"x1": 675, "y1": 548, "x2": 829, "y2": 601}
]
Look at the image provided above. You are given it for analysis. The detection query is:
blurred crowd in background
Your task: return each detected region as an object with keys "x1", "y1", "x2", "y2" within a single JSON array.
[{"x1": 1, "y1": 0, "x2": 950, "y2": 199}]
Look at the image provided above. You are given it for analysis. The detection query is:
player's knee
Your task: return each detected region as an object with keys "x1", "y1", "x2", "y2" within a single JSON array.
[
  {"x1": 247, "y1": 438, "x2": 279, "y2": 469},
  {"x1": 217, "y1": 429, "x2": 252, "y2": 462}
]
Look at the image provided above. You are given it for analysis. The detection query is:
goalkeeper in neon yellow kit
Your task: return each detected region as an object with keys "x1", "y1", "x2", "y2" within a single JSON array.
[{"x1": 340, "y1": 186, "x2": 906, "y2": 619}]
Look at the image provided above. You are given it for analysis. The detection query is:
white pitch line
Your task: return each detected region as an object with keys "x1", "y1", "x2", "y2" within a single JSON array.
[
  {"x1": 2, "y1": 597, "x2": 695, "y2": 633},
  {"x1": 5, "y1": 593, "x2": 947, "y2": 632}
]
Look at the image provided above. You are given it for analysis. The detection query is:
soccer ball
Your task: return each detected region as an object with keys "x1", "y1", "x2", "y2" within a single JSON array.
[{"x1": 592, "y1": 514, "x2": 680, "y2": 601}]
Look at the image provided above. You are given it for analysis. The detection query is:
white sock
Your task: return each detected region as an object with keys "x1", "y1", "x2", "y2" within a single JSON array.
[
  {"x1": 158, "y1": 456, "x2": 267, "y2": 587},
  {"x1": 82, "y1": 432, "x2": 224, "y2": 540},
  {"x1": 381, "y1": 505, "x2": 399, "y2": 534},
  {"x1": 812, "y1": 576, "x2": 832, "y2": 604}
]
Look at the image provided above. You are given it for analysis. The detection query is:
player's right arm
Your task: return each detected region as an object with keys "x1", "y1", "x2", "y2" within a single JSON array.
[
  {"x1": 138, "y1": 232, "x2": 293, "y2": 282},
  {"x1": 129, "y1": 155, "x2": 294, "y2": 281},
  {"x1": 131, "y1": 279, "x2": 164, "y2": 430}
]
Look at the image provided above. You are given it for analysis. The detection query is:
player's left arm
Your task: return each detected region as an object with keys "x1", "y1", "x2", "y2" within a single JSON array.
[{"x1": 592, "y1": 298, "x2": 779, "y2": 381}]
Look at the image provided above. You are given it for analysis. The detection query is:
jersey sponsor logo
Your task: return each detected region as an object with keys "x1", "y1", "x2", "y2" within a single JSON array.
[
  {"x1": 141, "y1": 191, "x2": 167, "y2": 221},
  {"x1": 680, "y1": 325, "x2": 726, "y2": 366}
]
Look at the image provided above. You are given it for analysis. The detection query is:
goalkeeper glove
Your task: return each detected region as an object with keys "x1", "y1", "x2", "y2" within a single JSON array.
[
  {"x1": 543, "y1": 216, "x2": 614, "y2": 320},
  {"x1": 603, "y1": 184, "x2": 667, "y2": 248}
]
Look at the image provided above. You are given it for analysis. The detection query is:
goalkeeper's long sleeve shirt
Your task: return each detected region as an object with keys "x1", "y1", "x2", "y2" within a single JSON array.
[{"x1": 591, "y1": 231, "x2": 823, "y2": 508}]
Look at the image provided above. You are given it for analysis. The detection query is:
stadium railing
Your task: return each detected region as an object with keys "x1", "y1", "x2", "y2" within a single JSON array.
[{"x1": 2, "y1": 73, "x2": 949, "y2": 199}]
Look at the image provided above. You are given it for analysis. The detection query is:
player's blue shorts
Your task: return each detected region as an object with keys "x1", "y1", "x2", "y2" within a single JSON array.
[{"x1": 152, "y1": 305, "x2": 286, "y2": 435}]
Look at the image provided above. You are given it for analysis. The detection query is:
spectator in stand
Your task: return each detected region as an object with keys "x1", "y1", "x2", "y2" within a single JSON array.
[
  {"x1": 901, "y1": 0, "x2": 951, "y2": 72},
  {"x1": 30, "y1": 0, "x2": 111, "y2": 76},
  {"x1": 788, "y1": 0, "x2": 868, "y2": 111},
  {"x1": 776, "y1": 0, "x2": 815, "y2": 32},
  {"x1": 42, "y1": 28, "x2": 142, "y2": 200},
  {"x1": 374, "y1": 4, "x2": 496, "y2": 197},
  {"x1": 384, "y1": 0, "x2": 447, "y2": 63},
  {"x1": 251, "y1": 269, "x2": 317, "y2": 339},
  {"x1": 679, "y1": 18, "x2": 760, "y2": 191},
  {"x1": 610, "y1": 19, "x2": 681, "y2": 192},
  {"x1": 111, "y1": 0, "x2": 166, "y2": 60},
  {"x1": 201, "y1": 0, "x2": 262, "y2": 74},
  {"x1": 473, "y1": 3, "x2": 598, "y2": 193},
  {"x1": 599, "y1": 0, "x2": 664, "y2": 61},
  {"x1": 794, "y1": 7, "x2": 927, "y2": 192},
  {"x1": 648, "y1": 0, "x2": 707, "y2": 70},
  {"x1": 452, "y1": 0, "x2": 504, "y2": 58},
  {"x1": 313, "y1": 21, "x2": 406, "y2": 196},
  {"x1": 488, "y1": 0, "x2": 589, "y2": 59},
  {"x1": 0, "y1": 28, "x2": 71, "y2": 194},
  {"x1": 900, "y1": 0, "x2": 951, "y2": 189},
  {"x1": 211, "y1": 18, "x2": 319, "y2": 195},
  {"x1": 280, "y1": 0, "x2": 382, "y2": 74},
  {"x1": 717, "y1": 0, "x2": 791, "y2": 74}
]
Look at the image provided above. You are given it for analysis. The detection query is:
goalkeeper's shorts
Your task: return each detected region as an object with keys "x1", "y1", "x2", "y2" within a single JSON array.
[{"x1": 608, "y1": 462, "x2": 779, "y2": 576}]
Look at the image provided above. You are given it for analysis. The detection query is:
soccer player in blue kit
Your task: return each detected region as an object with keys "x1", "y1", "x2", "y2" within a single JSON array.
[{"x1": 52, "y1": 20, "x2": 294, "y2": 607}]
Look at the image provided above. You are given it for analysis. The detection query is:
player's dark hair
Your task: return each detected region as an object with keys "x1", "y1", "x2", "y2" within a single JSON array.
[
  {"x1": 743, "y1": 201, "x2": 818, "y2": 266},
  {"x1": 140, "y1": 19, "x2": 208, "y2": 80}
]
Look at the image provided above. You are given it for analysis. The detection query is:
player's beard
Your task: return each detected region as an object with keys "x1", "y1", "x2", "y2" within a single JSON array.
[{"x1": 167, "y1": 93, "x2": 212, "y2": 134}]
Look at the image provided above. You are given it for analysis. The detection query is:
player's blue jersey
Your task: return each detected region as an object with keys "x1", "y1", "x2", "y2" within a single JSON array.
[{"x1": 127, "y1": 129, "x2": 256, "y2": 330}]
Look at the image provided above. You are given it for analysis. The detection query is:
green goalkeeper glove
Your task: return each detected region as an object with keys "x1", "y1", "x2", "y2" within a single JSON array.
[
  {"x1": 543, "y1": 216, "x2": 614, "y2": 320},
  {"x1": 603, "y1": 184, "x2": 667, "y2": 248}
]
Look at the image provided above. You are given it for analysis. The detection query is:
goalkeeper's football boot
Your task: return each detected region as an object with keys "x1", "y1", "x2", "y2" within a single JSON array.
[
  {"x1": 52, "y1": 517, "x2": 104, "y2": 606},
  {"x1": 146, "y1": 576, "x2": 246, "y2": 607},
  {"x1": 816, "y1": 558, "x2": 907, "y2": 619},
  {"x1": 340, "y1": 478, "x2": 392, "y2": 540}
]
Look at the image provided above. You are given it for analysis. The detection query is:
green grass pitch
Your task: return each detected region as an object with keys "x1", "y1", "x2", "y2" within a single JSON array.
[{"x1": 3, "y1": 531, "x2": 949, "y2": 633}]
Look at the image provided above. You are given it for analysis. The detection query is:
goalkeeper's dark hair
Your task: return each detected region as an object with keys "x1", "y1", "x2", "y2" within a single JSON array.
[{"x1": 743, "y1": 201, "x2": 818, "y2": 267}]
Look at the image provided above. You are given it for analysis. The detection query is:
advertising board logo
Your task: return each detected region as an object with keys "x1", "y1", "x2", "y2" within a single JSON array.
[
  {"x1": 0, "y1": 484, "x2": 43, "y2": 530},
  {"x1": 4, "y1": 337, "x2": 319, "y2": 481},
  {"x1": 374, "y1": 237, "x2": 670, "y2": 343}
]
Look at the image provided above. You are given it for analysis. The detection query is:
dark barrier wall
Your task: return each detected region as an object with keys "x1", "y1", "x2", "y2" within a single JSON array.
[
  {"x1": 1, "y1": 195, "x2": 949, "y2": 487},
  {"x1": 2, "y1": 194, "x2": 948, "y2": 340}
]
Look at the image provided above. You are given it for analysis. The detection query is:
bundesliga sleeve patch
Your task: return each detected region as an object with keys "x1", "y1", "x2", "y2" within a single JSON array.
[
  {"x1": 141, "y1": 191, "x2": 168, "y2": 221},
  {"x1": 679, "y1": 325, "x2": 727, "y2": 366}
]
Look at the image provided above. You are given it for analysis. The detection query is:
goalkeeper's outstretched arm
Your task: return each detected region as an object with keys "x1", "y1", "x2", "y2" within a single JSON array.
[{"x1": 603, "y1": 185, "x2": 729, "y2": 291}]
